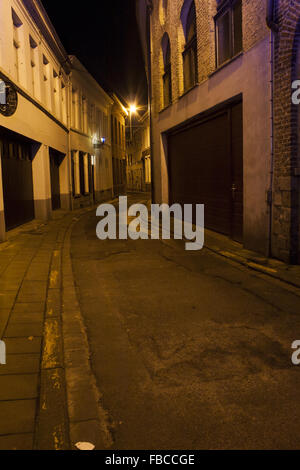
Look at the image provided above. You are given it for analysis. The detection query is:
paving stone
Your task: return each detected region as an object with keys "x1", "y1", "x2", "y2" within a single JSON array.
[
  {"x1": 0, "y1": 400, "x2": 36, "y2": 435},
  {"x1": 33, "y1": 256, "x2": 52, "y2": 265},
  {"x1": 49, "y1": 270, "x2": 61, "y2": 290},
  {"x1": 64, "y1": 348, "x2": 89, "y2": 369},
  {"x1": 0, "y1": 294, "x2": 16, "y2": 309},
  {"x1": 46, "y1": 289, "x2": 61, "y2": 318},
  {"x1": 0, "y1": 374, "x2": 38, "y2": 400},
  {"x1": 0, "y1": 433, "x2": 33, "y2": 450},
  {"x1": 63, "y1": 333, "x2": 85, "y2": 352},
  {"x1": 42, "y1": 318, "x2": 63, "y2": 369},
  {"x1": 6, "y1": 261, "x2": 31, "y2": 270},
  {"x1": 10, "y1": 303, "x2": 45, "y2": 324},
  {"x1": 65, "y1": 367, "x2": 99, "y2": 423},
  {"x1": 0, "y1": 309, "x2": 10, "y2": 338},
  {"x1": 0, "y1": 354, "x2": 40, "y2": 375},
  {"x1": 12, "y1": 302, "x2": 45, "y2": 314},
  {"x1": 0, "y1": 280, "x2": 21, "y2": 291},
  {"x1": 35, "y1": 368, "x2": 69, "y2": 450},
  {"x1": 17, "y1": 281, "x2": 47, "y2": 303},
  {"x1": 9, "y1": 312, "x2": 44, "y2": 325},
  {"x1": 25, "y1": 264, "x2": 50, "y2": 282},
  {"x1": 4, "y1": 337, "x2": 42, "y2": 354},
  {"x1": 0, "y1": 275, "x2": 24, "y2": 286},
  {"x1": 69, "y1": 420, "x2": 107, "y2": 451},
  {"x1": 5, "y1": 322, "x2": 44, "y2": 338},
  {"x1": 3, "y1": 270, "x2": 27, "y2": 281},
  {"x1": 63, "y1": 290, "x2": 78, "y2": 304}
]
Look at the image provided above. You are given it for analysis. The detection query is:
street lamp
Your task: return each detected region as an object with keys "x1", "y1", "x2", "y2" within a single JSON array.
[{"x1": 130, "y1": 104, "x2": 137, "y2": 114}]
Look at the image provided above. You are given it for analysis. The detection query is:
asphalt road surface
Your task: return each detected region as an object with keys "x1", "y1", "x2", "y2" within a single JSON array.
[{"x1": 71, "y1": 195, "x2": 300, "y2": 450}]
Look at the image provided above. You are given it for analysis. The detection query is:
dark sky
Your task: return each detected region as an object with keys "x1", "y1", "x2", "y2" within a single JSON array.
[{"x1": 42, "y1": 0, "x2": 148, "y2": 106}]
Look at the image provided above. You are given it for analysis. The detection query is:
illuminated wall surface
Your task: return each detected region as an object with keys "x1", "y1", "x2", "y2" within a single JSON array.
[{"x1": 0, "y1": 0, "x2": 121, "y2": 239}]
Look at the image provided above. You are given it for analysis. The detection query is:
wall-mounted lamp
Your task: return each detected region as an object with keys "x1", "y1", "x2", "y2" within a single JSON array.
[{"x1": 92, "y1": 135, "x2": 106, "y2": 148}]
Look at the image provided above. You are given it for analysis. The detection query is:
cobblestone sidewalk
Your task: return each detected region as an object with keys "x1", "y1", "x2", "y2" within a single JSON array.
[{"x1": 0, "y1": 205, "x2": 106, "y2": 450}]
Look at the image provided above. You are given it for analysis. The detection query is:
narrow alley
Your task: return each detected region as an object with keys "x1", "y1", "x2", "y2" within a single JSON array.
[{"x1": 0, "y1": 0, "x2": 300, "y2": 456}]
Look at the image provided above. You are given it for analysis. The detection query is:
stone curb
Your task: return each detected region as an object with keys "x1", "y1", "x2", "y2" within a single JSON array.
[
  {"x1": 61, "y1": 208, "x2": 114, "y2": 450},
  {"x1": 143, "y1": 200, "x2": 300, "y2": 293},
  {"x1": 204, "y1": 245, "x2": 300, "y2": 292},
  {"x1": 35, "y1": 220, "x2": 71, "y2": 450}
]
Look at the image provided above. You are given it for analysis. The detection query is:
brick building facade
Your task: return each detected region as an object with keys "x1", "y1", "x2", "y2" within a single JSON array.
[
  {"x1": 137, "y1": 0, "x2": 300, "y2": 264},
  {"x1": 272, "y1": 0, "x2": 300, "y2": 263}
]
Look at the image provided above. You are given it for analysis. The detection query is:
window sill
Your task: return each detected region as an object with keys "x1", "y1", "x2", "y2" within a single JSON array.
[
  {"x1": 209, "y1": 51, "x2": 244, "y2": 78},
  {"x1": 178, "y1": 83, "x2": 199, "y2": 100}
]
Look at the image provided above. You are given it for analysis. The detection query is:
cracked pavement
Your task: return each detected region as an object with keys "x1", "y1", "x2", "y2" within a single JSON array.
[{"x1": 70, "y1": 194, "x2": 300, "y2": 450}]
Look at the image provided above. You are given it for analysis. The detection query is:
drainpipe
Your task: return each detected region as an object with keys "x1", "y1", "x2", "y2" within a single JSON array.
[
  {"x1": 146, "y1": 0, "x2": 155, "y2": 203},
  {"x1": 266, "y1": 0, "x2": 278, "y2": 257},
  {"x1": 266, "y1": 0, "x2": 279, "y2": 33},
  {"x1": 67, "y1": 73, "x2": 73, "y2": 211}
]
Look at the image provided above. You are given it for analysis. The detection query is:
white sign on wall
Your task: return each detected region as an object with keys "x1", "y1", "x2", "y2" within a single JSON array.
[
  {"x1": 0, "y1": 80, "x2": 6, "y2": 105},
  {"x1": 0, "y1": 341, "x2": 6, "y2": 365}
]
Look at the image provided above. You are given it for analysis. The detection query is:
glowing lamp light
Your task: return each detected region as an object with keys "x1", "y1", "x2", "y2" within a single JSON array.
[
  {"x1": 129, "y1": 104, "x2": 137, "y2": 114},
  {"x1": 101, "y1": 137, "x2": 106, "y2": 144}
]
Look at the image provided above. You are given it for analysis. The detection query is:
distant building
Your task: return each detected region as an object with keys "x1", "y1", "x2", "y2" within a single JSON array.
[
  {"x1": 126, "y1": 111, "x2": 151, "y2": 192},
  {"x1": 136, "y1": 0, "x2": 300, "y2": 263},
  {"x1": 69, "y1": 56, "x2": 114, "y2": 209},
  {"x1": 110, "y1": 93, "x2": 128, "y2": 197}
]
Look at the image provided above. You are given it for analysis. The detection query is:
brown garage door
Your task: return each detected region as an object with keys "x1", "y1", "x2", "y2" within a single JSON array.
[
  {"x1": 1, "y1": 132, "x2": 34, "y2": 231},
  {"x1": 168, "y1": 101, "x2": 243, "y2": 242}
]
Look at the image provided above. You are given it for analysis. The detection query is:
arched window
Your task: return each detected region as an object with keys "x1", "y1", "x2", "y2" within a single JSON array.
[
  {"x1": 215, "y1": 0, "x2": 242, "y2": 67},
  {"x1": 162, "y1": 33, "x2": 172, "y2": 108},
  {"x1": 182, "y1": 1, "x2": 198, "y2": 92}
]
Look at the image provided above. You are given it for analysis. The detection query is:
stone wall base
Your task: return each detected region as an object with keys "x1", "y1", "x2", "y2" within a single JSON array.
[
  {"x1": 72, "y1": 195, "x2": 94, "y2": 211},
  {"x1": 0, "y1": 211, "x2": 5, "y2": 242},
  {"x1": 95, "y1": 189, "x2": 114, "y2": 204},
  {"x1": 34, "y1": 199, "x2": 52, "y2": 222},
  {"x1": 61, "y1": 193, "x2": 72, "y2": 211}
]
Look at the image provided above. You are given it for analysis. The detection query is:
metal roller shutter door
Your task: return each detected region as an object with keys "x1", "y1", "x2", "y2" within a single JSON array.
[{"x1": 168, "y1": 101, "x2": 243, "y2": 241}]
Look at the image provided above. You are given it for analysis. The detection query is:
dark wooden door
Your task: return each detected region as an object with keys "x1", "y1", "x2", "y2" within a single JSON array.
[
  {"x1": 168, "y1": 101, "x2": 243, "y2": 240},
  {"x1": 50, "y1": 150, "x2": 61, "y2": 211},
  {"x1": 79, "y1": 152, "x2": 85, "y2": 195},
  {"x1": 1, "y1": 137, "x2": 34, "y2": 231}
]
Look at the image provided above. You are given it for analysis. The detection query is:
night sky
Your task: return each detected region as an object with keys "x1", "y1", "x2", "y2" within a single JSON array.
[{"x1": 42, "y1": 0, "x2": 148, "y2": 106}]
